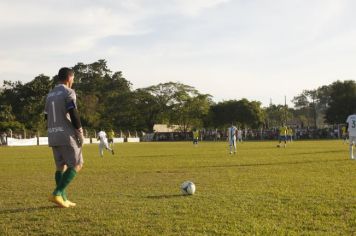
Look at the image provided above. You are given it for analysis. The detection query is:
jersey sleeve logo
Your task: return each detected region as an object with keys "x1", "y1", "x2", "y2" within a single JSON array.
[{"x1": 66, "y1": 100, "x2": 76, "y2": 110}]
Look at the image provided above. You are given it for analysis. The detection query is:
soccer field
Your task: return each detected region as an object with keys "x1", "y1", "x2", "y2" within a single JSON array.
[{"x1": 0, "y1": 141, "x2": 355, "y2": 235}]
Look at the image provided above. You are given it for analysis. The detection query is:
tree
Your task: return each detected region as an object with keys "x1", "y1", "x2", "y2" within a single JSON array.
[
  {"x1": 0, "y1": 104, "x2": 24, "y2": 131},
  {"x1": 1, "y1": 59, "x2": 354, "y2": 133},
  {"x1": 264, "y1": 104, "x2": 293, "y2": 128},
  {"x1": 70, "y1": 60, "x2": 133, "y2": 130},
  {"x1": 210, "y1": 99, "x2": 265, "y2": 128},
  {"x1": 0, "y1": 104, "x2": 16, "y2": 121},
  {"x1": 171, "y1": 94, "x2": 212, "y2": 132},
  {"x1": 293, "y1": 80, "x2": 355, "y2": 125},
  {"x1": 130, "y1": 89, "x2": 162, "y2": 132},
  {"x1": 0, "y1": 75, "x2": 52, "y2": 132},
  {"x1": 325, "y1": 80, "x2": 356, "y2": 124},
  {"x1": 142, "y1": 82, "x2": 212, "y2": 131},
  {"x1": 292, "y1": 86, "x2": 330, "y2": 128}
]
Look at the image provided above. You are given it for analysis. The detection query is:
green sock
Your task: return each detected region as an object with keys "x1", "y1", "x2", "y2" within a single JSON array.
[
  {"x1": 53, "y1": 168, "x2": 77, "y2": 197},
  {"x1": 55, "y1": 171, "x2": 68, "y2": 201}
]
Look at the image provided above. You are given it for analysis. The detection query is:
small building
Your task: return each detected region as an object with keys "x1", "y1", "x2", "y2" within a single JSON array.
[
  {"x1": 150, "y1": 124, "x2": 192, "y2": 141},
  {"x1": 153, "y1": 124, "x2": 182, "y2": 133}
]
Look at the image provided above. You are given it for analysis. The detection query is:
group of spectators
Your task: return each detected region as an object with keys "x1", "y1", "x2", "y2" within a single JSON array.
[
  {"x1": 151, "y1": 132, "x2": 193, "y2": 141},
  {"x1": 142, "y1": 126, "x2": 345, "y2": 142},
  {"x1": 0, "y1": 132, "x2": 7, "y2": 145},
  {"x1": 200, "y1": 126, "x2": 345, "y2": 141}
]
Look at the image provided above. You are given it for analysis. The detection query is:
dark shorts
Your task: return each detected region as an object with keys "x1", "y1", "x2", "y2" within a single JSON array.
[
  {"x1": 279, "y1": 135, "x2": 287, "y2": 142},
  {"x1": 52, "y1": 144, "x2": 83, "y2": 168},
  {"x1": 193, "y1": 138, "x2": 198, "y2": 144},
  {"x1": 108, "y1": 138, "x2": 114, "y2": 143}
]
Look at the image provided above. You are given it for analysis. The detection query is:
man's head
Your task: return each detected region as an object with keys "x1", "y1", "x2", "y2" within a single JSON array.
[{"x1": 58, "y1": 67, "x2": 74, "y2": 88}]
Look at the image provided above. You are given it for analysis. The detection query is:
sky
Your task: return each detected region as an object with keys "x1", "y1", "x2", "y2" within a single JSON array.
[{"x1": 1, "y1": 0, "x2": 356, "y2": 106}]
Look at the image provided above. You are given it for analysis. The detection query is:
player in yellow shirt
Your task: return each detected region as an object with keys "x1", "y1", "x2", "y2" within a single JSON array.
[
  {"x1": 193, "y1": 129, "x2": 199, "y2": 146},
  {"x1": 287, "y1": 128, "x2": 293, "y2": 142},
  {"x1": 341, "y1": 126, "x2": 348, "y2": 144},
  {"x1": 277, "y1": 125, "x2": 288, "y2": 148},
  {"x1": 108, "y1": 129, "x2": 115, "y2": 148}
]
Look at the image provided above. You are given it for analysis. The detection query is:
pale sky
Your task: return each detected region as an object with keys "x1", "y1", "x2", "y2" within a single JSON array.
[{"x1": 1, "y1": 0, "x2": 356, "y2": 106}]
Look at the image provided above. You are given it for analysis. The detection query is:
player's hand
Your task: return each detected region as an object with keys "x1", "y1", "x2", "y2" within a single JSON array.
[{"x1": 76, "y1": 128, "x2": 84, "y2": 147}]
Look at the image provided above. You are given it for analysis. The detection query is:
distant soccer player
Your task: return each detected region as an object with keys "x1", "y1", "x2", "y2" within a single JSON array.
[
  {"x1": 287, "y1": 127, "x2": 293, "y2": 142},
  {"x1": 341, "y1": 126, "x2": 348, "y2": 144},
  {"x1": 346, "y1": 113, "x2": 356, "y2": 160},
  {"x1": 45, "y1": 67, "x2": 84, "y2": 208},
  {"x1": 108, "y1": 129, "x2": 115, "y2": 148},
  {"x1": 98, "y1": 130, "x2": 114, "y2": 157},
  {"x1": 228, "y1": 124, "x2": 238, "y2": 155},
  {"x1": 237, "y1": 128, "x2": 243, "y2": 143},
  {"x1": 278, "y1": 125, "x2": 288, "y2": 148},
  {"x1": 193, "y1": 129, "x2": 199, "y2": 146}
]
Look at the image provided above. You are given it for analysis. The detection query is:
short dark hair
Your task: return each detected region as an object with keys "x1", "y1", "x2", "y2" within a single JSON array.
[{"x1": 58, "y1": 67, "x2": 74, "y2": 81}]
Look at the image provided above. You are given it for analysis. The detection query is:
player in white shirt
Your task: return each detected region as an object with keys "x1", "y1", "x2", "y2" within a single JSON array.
[
  {"x1": 97, "y1": 130, "x2": 114, "y2": 157},
  {"x1": 346, "y1": 114, "x2": 356, "y2": 160},
  {"x1": 227, "y1": 125, "x2": 238, "y2": 155},
  {"x1": 237, "y1": 129, "x2": 243, "y2": 143}
]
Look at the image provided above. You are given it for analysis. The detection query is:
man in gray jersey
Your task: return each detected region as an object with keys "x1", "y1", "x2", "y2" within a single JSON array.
[{"x1": 45, "y1": 67, "x2": 84, "y2": 208}]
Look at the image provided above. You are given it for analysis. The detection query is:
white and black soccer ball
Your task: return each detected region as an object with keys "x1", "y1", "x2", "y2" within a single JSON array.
[{"x1": 181, "y1": 181, "x2": 196, "y2": 195}]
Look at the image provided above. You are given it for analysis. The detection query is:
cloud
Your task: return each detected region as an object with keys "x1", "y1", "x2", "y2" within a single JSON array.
[
  {"x1": 0, "y1": 0, "x2": 355, "y2": 106},
  {"x1": 0, "y1": 1, "x2": 148, "y2": 52},
  {"x1": 174, "y1": 0, "x2": 229, "y2": 16}
]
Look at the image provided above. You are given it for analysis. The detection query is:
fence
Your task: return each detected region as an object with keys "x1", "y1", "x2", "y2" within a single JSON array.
[
  {"x1": 0, "y1": 129, "x2": 141, "y2": 146},
  {"x1": 0, "y1": 125, "x2": 348, "y2": 146}
]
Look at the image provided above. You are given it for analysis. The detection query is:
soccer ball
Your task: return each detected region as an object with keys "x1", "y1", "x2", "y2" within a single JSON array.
[{"x1": 181, "y1": 181, "x2": 196, "y2": 195}]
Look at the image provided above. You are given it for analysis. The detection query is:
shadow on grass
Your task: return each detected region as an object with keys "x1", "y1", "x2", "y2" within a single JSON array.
[
  {"x1": 146, "y1": 194, "x2": 187, "y2": 199},
  {"x1": 0, "y1": 206, "x2": 57, "y2": 214},
  {"x1": 146, "y1": 159, "x2": 348, "y2": 174},
  {"x1": 194, "y1": 158, "x2": 347, "y2": 170},
  {"x1": 288, "y1": 150, "x2": 345, "y2": 156}
]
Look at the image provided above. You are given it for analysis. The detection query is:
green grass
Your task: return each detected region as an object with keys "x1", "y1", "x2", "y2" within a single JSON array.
[{"x1": 0, "y1": 141, "x2": 355, "y2": 235}]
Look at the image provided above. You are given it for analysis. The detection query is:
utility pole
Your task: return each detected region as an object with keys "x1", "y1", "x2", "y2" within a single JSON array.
[
  {"x1": 284, "y1": 96, "x2": 287, "y2": 125},
  {"x1": 312, "y1": 96, "x2": 317, "y2": 128}
]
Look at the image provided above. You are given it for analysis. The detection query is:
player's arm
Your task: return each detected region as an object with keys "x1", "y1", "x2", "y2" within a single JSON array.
[
  {"x1": 66, "y1": 91, "x2": 84, "y2": 145},
  {"x1": 44, "y1": 100, "x2": 49, "y2": 130},
  {"x1": 44, "y1": 98, "x2": 49, "y2": 121},
  {"x1": 68, "y1": 107, "x2": 82, "y2": 130},
  {"x1": 346, "y1": 116, "x2": 350, "y2": 131},
  {"x1": 68, "y1": 106, "x2": 84, "y2": 145},
  {"x1": 66, "y1": 98, "x2": 82, "y2": 131},
  {"x1": 44, "y1": 112, "x2": 48, "y2": 130},
  {"x1": 65, "y1": 90, "x2": 82, "y2": 130}
]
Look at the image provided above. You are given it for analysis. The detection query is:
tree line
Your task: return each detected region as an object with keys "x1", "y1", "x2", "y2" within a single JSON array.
[{"x1": 0, "y1": 60, "x2": 355, "y2": 134}]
